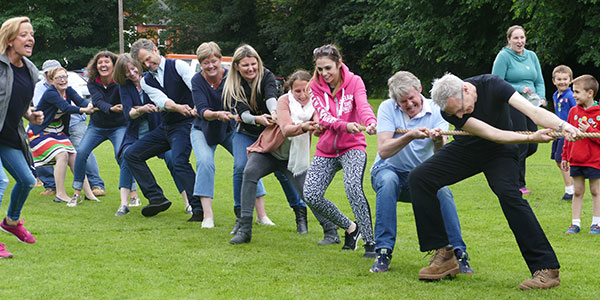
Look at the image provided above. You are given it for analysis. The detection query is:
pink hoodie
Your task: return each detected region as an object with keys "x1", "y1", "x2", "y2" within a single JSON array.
[{"x1": 309, "y1": 63, "x2": 376, "y2": 157}]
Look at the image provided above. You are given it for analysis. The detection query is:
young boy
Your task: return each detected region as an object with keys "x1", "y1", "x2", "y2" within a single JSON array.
[
  {"x1": 551, "y1": 65, "x2": 577, "y2": 201},
  {"x1": 561, "y1": 74, "x2": 600, "y2": 235}
]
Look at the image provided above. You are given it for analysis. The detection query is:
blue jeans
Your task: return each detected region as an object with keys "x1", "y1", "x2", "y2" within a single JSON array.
[
  {"x1": 232, "y1": 131, "x2": 303, "y2": 208},
  {"x1": 191, "y1": 128, "x2": 266, "y2": 199},
  {"x1": 0, "y1": 145, "x2": 37, "y2": 220},
  {"x1": 69, "y1": 121, "x2": 104, "y2": 189},
  {"x1": 371, "y1": 161, "x2": 466, "y2": 252},
  {"x1": 124, "y1": 121, "x2": 201, "y2": 213},
  {"x1": 72, "y1": 124, "x2": 132, "y2": 190}
]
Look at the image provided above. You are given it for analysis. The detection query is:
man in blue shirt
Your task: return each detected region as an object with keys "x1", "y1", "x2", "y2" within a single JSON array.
[{"x1": 369, "y1": 71, "x2": 472, "y2": 274}]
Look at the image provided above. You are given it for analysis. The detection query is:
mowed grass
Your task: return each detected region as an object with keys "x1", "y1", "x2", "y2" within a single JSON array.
[{"x1": 1, "y1": 99, "x2": 599, "y2": 299}]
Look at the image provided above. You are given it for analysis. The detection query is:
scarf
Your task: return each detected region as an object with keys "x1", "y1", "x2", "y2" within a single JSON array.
[{"x1": 287, "y1": 91, "x2": 314, "y2": 176}]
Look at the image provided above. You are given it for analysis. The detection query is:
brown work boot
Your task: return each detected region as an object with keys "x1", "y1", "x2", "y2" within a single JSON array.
[
  {"x1": 519, "y1": 269, "x2": 560, "y2": 290},
  {"x1": 40, "y1": 188, "x2": 56, "y2": 196},
  {"x1": 418, "y1": 245, "x2": 459, "y2": 280}
]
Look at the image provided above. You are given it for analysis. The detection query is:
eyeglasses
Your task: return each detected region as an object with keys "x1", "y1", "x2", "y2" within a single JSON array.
[{"x1": 54, "y1": 75, "x2": 68, "y2": 82}]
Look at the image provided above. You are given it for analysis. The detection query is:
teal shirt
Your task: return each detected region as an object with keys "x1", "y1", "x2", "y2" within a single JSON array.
[{"x1": 491, "y1": 47, "x2": 545, "y2": 99}]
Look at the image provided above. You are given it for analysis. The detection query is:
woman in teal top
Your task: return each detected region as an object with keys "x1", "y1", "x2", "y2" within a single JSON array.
[{"x1": 492, "y1": 25, "x2": 545, "y2": 195}]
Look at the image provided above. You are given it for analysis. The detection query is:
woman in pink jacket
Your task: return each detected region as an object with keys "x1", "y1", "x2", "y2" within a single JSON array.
[{"x1": 303, "y1": 44, "x2": 377, "y2": 258}]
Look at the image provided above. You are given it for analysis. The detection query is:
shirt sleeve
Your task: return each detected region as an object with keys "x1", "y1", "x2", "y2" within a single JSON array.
[
  {"x1": 141, "y1": 77, "x2": 169, "y2": 109},
  {"x1": 175, "y1": 59, "x2": 194, "y2": 92},
  {"x1": 376, "y1": 100, "x2": 395, "y2": 133},
  {"x1": 66, "y1": 86, "x2": 89, "y2": 107},
  {"x1": 191, "y1": 73, "x2": 210, "y2": 120}
]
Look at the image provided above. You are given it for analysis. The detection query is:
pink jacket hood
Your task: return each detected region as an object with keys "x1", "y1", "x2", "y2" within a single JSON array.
[{"x1": 309, "y1": 63, "x2": 376, "y2": 157}]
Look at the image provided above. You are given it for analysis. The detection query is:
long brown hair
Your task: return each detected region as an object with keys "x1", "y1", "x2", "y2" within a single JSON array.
[
  {"x1": 311, "y1": 44, "x2": 343, "y2": 97},
  {"x1": 86, "y1": 51, "x2": 118, "y2": 81}
]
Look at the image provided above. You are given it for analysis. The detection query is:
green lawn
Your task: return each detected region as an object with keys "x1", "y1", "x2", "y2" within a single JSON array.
[{"x1": 1, "y1": 99, "x2": 598, "y2": 299}]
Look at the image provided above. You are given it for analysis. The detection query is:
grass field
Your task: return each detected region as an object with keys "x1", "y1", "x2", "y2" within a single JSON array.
[{"x1": 1, "y1": 99, "x2": 599, "y2": 299}]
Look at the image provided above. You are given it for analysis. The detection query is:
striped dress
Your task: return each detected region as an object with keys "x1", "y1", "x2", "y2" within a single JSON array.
[{"x1": 28, "y1": 117, "x2": 76, "y2": 167}]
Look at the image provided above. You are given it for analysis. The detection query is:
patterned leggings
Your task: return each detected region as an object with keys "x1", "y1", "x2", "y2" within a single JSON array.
[{"x1": 303, "y1": 149, "x2": 374, "y2": 242}]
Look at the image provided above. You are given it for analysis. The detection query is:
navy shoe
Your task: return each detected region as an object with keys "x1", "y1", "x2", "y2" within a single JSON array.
[
  {"x1": 370, "y1": 248, "x2": 392, "y2": 273},
  {"x1": 560, "y1": 193, "x2": 573, "y2": 202},
  {"x1": 141, "y1": 200, "x2": 172, "y2": 217},
  {"x1": 454, "y1": 249, "x2": 474, "y2": 274},
  {"x1": 363, "y1": 242, "x2": 377, "y2": 258},
  {"x1": 115, "y1": 205, "x2": 130, "y2": 216}
]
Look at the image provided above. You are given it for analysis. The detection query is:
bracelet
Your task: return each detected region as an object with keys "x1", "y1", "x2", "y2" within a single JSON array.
[{"x1": 558, "y1": 121, "x2": 565, "y2": 132}]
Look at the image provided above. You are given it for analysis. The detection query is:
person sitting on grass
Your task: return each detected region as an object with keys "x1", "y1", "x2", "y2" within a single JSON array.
[
  {"x1": 28, "y1": 67, "x2": 97, "y2": 203},
  {"x1": 369, "y1": 71, "x2": 473, "y2": 274},
  {"x1": 551, "y1": 65, "x2": 577, "y2": 202},
  {"x1": 408, "y1": 72, "x2": 579, "y2": 290},
  {"x1": 561, "y1": 74, "x2": 600, "y2": 235}
]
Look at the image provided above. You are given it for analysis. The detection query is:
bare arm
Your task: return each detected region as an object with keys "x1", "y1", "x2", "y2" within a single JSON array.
[
  {"x1": 377, "y1": 128, "x2": 430, "y2": 159},
  {"x1": 462, "y1": 117, "x2": 554, "y2": 144}
]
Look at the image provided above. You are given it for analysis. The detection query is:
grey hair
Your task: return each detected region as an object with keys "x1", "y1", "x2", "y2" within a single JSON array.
[
  {"x1": 430, "y1": 73, "x2": 464, "y2": 110},
  {"x1": 387, "y1": 71, "x2": 421, "y2": 101},
  {"x1": 130, "y1": 38, "x2": 156, "y2": 62}
]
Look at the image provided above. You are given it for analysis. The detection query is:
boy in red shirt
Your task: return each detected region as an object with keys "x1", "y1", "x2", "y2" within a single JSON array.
[{"x1": 561, "y1": 74, "x2": 600, "y2": 235}]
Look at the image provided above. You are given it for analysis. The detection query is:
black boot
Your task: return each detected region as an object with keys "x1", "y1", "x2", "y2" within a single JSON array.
[
  {"x1": 317, "y1": 219, "x2": 340, "y2": 245},
  {"x1": 230, "y1": 206, "x2": 241, "y2": 235},
  {"x1": 230, "y1": 216, "x2": 252, "y2": 244},
  {"x1": 293, "y1": 207, "x2": 308, "y2": 234}
]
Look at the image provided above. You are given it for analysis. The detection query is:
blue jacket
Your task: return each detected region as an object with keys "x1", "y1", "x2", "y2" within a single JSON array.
[
  {"x1": 88, "y1": 78, "x2": 127, "y2": 128},
  {"x1": 117, "y1": 79, "x2": 162, "y2": 158},
  {"x1": 191, "y1": 69, "x2": 234, "y2": 145},
  {"x1": 30, "y1": 85, "x2": 89, "y2": 135}
]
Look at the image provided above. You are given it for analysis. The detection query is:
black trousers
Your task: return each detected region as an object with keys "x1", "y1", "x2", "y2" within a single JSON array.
[
  {"x1": 408, "y1": 141, "x2": 559, "y2": 274},
  {"x1": 510, "y1": 106, "x2": 539, "y2": 187}
]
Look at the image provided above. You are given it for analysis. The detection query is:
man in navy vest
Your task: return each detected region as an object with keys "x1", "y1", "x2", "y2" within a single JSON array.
[{"x1": 125, "y1": 38, "x2": 202, "y2": 220}]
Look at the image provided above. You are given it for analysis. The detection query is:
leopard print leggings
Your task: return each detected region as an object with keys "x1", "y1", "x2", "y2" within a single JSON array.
[{"x1": 303, "y1": 149, "x2": 374, "y2": 242}]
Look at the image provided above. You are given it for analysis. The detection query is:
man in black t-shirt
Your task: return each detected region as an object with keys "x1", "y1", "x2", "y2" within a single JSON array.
[{"x1": 408, "y1": 73, "x2": 579, "y2": 290}]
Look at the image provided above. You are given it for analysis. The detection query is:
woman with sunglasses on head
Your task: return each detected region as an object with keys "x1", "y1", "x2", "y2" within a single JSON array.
[
  {"x1": 0, "y1": 16, "x2": 43, "y2": 258},
  {"x1": 222, "y1": 44, "x2": 309, "y2": 234},
  {"x1": 303, "y1": 44, "x2": 377, "y2": 258},
  {"x1": 69, "y1": 51, "x2": 138, "y2": 208},
  {"x1": 29, "y1": 67, "x2": 96, "y2": 203},
  {"x1": 230, "y1": 70, "x2": 341, "y2": 244}
]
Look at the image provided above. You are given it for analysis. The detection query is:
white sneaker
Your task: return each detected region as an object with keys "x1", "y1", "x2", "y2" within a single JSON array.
[
  {"x1": 67, "y1": 195, "x2": 82, "y2": 207},
  {"x1": 129, "y1": 197, "x2": 141, "y2": 207},
  {"x1": 201, "y1": 218, "x2": 214, "y2": 229},
  {"x1": 256, "y1": 216, "x2": 276, "y2": 226}
]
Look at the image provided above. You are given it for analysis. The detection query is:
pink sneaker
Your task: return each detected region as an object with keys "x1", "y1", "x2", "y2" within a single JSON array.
[
  {"x1": 0, "y1": 243, "x2": 13, "y2": 258},
  {"x1": 0, "y1": 218, "x2": 36, "y2": 244},
  {"x1": 519, "y1": 187, "x2": 531, "y2": 195}
]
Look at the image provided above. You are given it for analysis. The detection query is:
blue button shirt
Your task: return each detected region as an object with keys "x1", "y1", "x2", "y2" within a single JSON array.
[{"x1": 372, "y1": 95, "x2": 449, "y2": 172}]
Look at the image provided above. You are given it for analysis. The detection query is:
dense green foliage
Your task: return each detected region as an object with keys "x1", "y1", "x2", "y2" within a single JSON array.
[{"x1": 2, "y1": 0, "x2": 600, "y2": 96}]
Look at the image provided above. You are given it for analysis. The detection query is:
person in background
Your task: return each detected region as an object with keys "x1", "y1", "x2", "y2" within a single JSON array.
[
  {"x1": 222, "y1": 44, "x2": 307, "y2": 233},
  {"x1": 32, "y1": 59, "x2": 106, "y2": 198},
  {"x1": 0, "y1": 16, "x2": 43, "y2": 258},
  {"x1": 69, "y1": 51, "x2": 138, "y2": 207},
  {"x1": 113, "y1": 53, "x2": 191, "y2": 216},
  {"x1": 550, "y1": 65, "x2": 576, "y2": 202},
  {"x1": 303, "y1": 44, "x2": 377, "y2": 258},
  {"x1": 230, "y1": 70, "x2": 340, "y2": 244},
  {"x1": 561, "y1": 74, "x2": 600, "y2": 235},
  {"x1": 28, "y1": 67, "x2": 97, "y2": 203},
  {"x1": 492, "y1": 25, "x2": 545, "y2": 195}
]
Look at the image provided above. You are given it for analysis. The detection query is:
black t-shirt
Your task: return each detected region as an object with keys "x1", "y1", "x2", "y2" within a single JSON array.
[
  {"x1": 442, "y1": 74, "x2": 515, "y2": 147},
  {"x1": 0, "y1": 63, "x2": 33, "y2": 149}
]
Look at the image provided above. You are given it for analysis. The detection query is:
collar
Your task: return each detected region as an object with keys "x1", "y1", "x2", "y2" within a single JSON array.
[{"x1": 395, "y1": 94, "x2": 431, "y2": 120}]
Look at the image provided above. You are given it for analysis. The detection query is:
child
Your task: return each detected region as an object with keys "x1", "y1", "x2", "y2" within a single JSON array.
[
  {"x1": 551, "y1": 65, "x2": 576, "y2": 201},
  {"x1": 561, "y1": 74, "x2": 600, "y2": 235}
]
